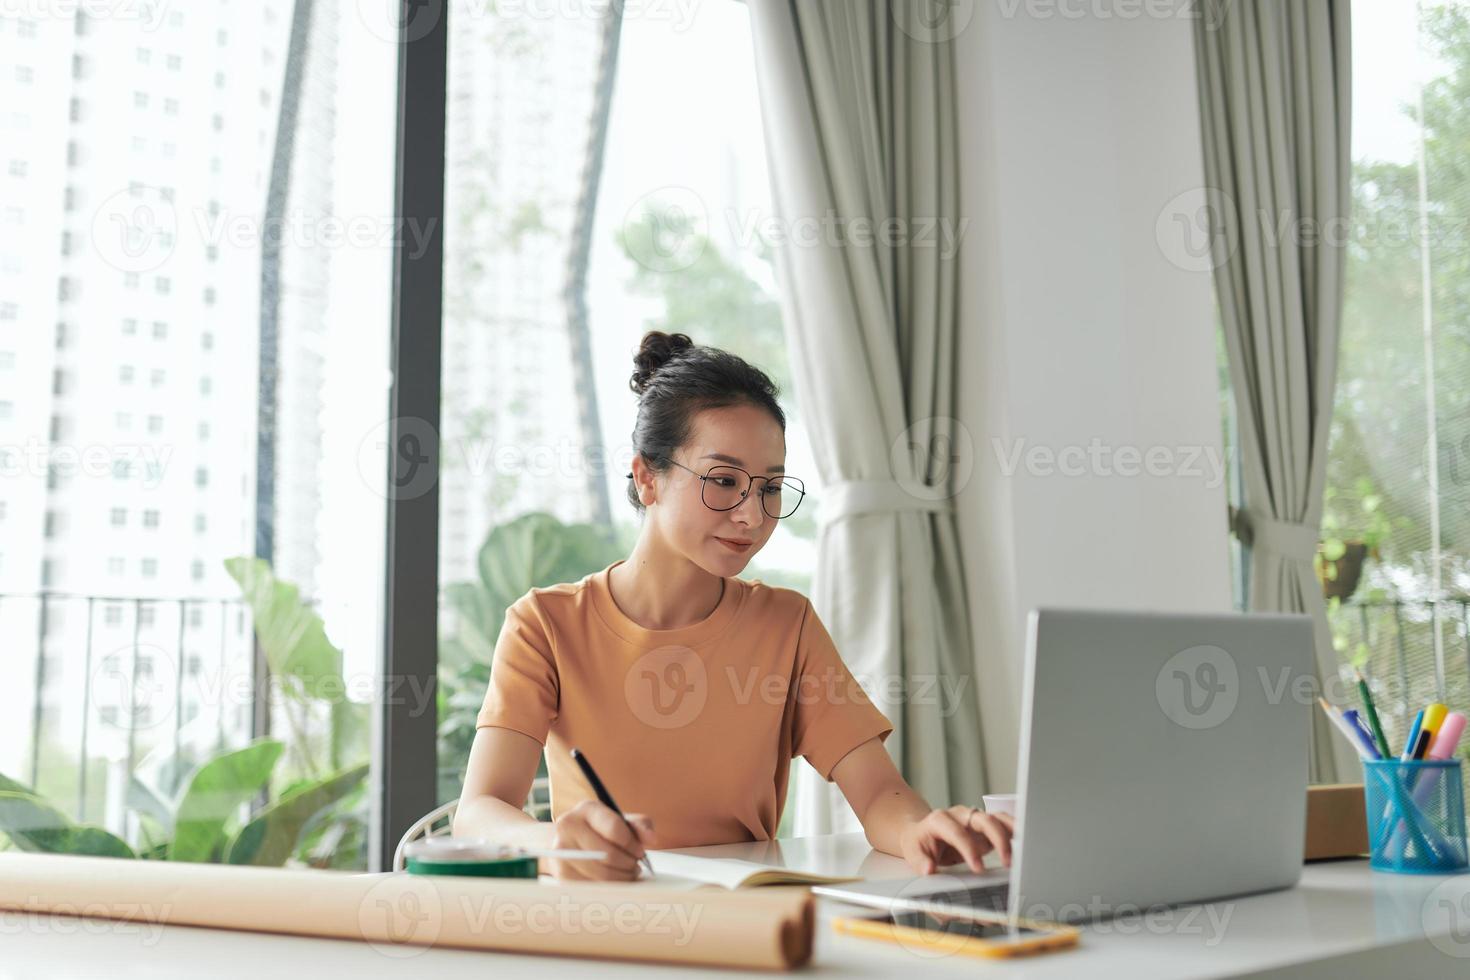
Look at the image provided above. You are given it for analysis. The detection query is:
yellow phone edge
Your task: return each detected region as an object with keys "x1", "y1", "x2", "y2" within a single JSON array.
[{"x1": 831, "y1": 914, "x2": 1080, "y2": 960}]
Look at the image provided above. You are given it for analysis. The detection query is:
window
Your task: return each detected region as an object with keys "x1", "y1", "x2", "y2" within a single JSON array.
[
  {"x1": 1320, "y1": 2, "x2": 1470, "y2": 756},
  {"x1": 4, "y1": 0, "x2": 407, "y2": 872}
]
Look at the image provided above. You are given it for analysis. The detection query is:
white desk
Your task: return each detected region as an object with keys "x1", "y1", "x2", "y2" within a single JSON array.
[{"x1": 3, "y1": 833, "x2": 1468, "y2": 978}]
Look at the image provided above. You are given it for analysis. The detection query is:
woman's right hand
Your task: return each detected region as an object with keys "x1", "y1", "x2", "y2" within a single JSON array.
[{"x1": 545, "y1": 800, "x2": 655, "y2": 882}]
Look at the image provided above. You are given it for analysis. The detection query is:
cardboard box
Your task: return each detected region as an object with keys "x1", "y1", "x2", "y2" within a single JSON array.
[{"x1": 1305, "y1": 783, "x2": 1369, "y2": 860}]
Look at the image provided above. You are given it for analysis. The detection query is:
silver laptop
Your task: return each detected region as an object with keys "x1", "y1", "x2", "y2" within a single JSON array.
[{"x1": 814, "y1": 607, "x2": 1314, "y2": 923}]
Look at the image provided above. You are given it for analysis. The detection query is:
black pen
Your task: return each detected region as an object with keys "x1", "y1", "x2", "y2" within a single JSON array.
[{"x1": 570, "y1": 748, "x2": 655, "y2": 877}]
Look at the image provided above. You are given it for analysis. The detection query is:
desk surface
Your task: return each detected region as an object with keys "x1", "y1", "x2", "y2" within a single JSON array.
[{"x1": 3, "y1": 833, "x2": 1468, "y2": 979}]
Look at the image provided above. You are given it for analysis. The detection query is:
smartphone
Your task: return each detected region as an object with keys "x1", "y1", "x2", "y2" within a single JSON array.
[{"x1": 832, "y1": 906, "x2": 1079, "y2": 959}]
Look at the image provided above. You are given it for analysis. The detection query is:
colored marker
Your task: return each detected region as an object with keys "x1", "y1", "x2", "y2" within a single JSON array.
[
  {"x1": 1400, "y1": 709, "x2": 1424, "y2": 761},
  {"x1": 1342, "y1": 709, "x2": 1383, "y2": 760},
  {"x1": 1354, "y1": 669, "x2": 1392, "y2": 760}
]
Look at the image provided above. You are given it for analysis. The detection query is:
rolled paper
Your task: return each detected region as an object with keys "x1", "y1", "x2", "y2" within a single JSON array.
[{"x1": 0, "y1": 853, "x2": 814, "y2": 971}]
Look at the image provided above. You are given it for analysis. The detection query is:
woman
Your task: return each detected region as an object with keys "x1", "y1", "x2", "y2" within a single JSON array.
[{"x1": 455, "y1": 331, "x2": 1013, "y2": 881}]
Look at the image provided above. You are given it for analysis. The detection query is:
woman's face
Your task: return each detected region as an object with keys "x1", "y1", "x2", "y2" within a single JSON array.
[{"x1": 643, "y1": 403, "x2": 787, "y2": 575}]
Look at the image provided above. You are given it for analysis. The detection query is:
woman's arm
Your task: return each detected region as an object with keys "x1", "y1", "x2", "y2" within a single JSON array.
[
  {"x1": 453, "y1": 727, "x2": 557, "y2": 849},
  {"x1": 831, "y1": 737, "x2": 1014, "y2": 874},
  {"x1": 455, "y1": 727, "x2": 655, "y2": 880}
]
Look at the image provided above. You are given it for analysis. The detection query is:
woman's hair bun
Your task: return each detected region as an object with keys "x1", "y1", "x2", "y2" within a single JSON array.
[{"x1": 629, "y1": 330, "x2": 695, "y2": 396}]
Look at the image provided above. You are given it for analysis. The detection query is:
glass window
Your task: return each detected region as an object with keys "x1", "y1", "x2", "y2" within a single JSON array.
[
  {"x1": 0, "y1": 5, "x2": 395, "y2": 872},
  {"x1": 1323, "y1": 2, "x2": 1470, "y2": 759}
]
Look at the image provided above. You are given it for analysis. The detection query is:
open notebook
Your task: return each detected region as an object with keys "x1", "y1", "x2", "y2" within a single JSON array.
[{"x1": 640, "y1": 851, "x2": 862, "y2": 890}]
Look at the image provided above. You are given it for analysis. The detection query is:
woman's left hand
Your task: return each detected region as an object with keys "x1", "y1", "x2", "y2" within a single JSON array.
[{"x1": 898, "y1": 804, "x2": 1014, "y2": 875}]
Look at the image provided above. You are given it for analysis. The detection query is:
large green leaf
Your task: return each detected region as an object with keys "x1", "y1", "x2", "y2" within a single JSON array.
[
  {"x1": 170, "y1": 739, "x2": 284, "y2": 863},
  {"x1": 0, "y1": 772, "x2": 33, "y2": 795},
  {"x1": 474, "y1": 513, "x2": 620, "y2": 619},
  {"x1": 224, "y1": 763, "x2": 368, "y2": 866},
  {"x1": 0, "y1": 791, "x2": 136, "y2": 858},
  {"x1": 127, "y1": 775, "x2": 175, "y2": 836},
  {"x1": 224, "y1": 557, "x2": 344, "y2": 701}
]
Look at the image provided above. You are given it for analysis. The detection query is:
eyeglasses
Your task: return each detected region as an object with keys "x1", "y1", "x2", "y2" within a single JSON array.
[{"x1": 627, "y1": 457, "x2": 806, "y2": 520}]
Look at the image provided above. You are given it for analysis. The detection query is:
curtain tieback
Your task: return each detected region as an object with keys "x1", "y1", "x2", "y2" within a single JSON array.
[
  {"x1": 1237, "y1": 508, "x2": 1320, "y2": 559},
  {"x1": 820, "y1": 479, "x2": 955, "y2": 523}
]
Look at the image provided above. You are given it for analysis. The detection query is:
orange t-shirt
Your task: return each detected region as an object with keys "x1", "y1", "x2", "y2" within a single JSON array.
[{"x1": 475, "y1": 559, "x2": 894, "y2": 847}]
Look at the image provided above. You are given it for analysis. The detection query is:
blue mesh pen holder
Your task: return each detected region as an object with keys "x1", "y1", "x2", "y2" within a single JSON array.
[{"x1": 1362, "y1": 759, "x2": 1468, "y2": 874}]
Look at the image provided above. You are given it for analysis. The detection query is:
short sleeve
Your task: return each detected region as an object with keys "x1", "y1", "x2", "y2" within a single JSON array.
[
  {"x1": 790, "y1": 598, "x2": 894, "y2": 780},
  {"x1": 475, "y1": 594, "x2": 559, "y2": 744}
]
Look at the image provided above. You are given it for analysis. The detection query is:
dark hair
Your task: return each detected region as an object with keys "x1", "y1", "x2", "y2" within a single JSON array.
[{"x1": 625, "y1": 330, "x2": 785, "y2": 513}]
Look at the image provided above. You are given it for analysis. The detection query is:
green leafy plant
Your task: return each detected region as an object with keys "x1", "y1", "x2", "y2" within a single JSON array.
[
  {"x1": 0, "y1": 741, "x2": 366, "y2": 865},
  {"x1": 436, "y1": 513, "x2": 623, "y2": 804}
]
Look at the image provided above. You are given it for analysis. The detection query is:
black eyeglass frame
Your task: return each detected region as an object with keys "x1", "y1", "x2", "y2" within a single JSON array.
[{"x1": 625, "y1": 456, "x2": 807, "y2": 520}]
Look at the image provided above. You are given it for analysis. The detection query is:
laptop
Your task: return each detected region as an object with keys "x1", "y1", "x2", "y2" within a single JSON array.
[{"x1": 814, "y1": 607, "x2": 1314, "y2": 923}]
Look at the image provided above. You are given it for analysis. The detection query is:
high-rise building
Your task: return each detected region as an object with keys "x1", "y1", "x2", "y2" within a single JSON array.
[
  {"x1": 0, "y1": 2, "x2": 341, "y2": 811},
  {"x1": 439, "y1": 8, "x2": 605, "y2": 587}
]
